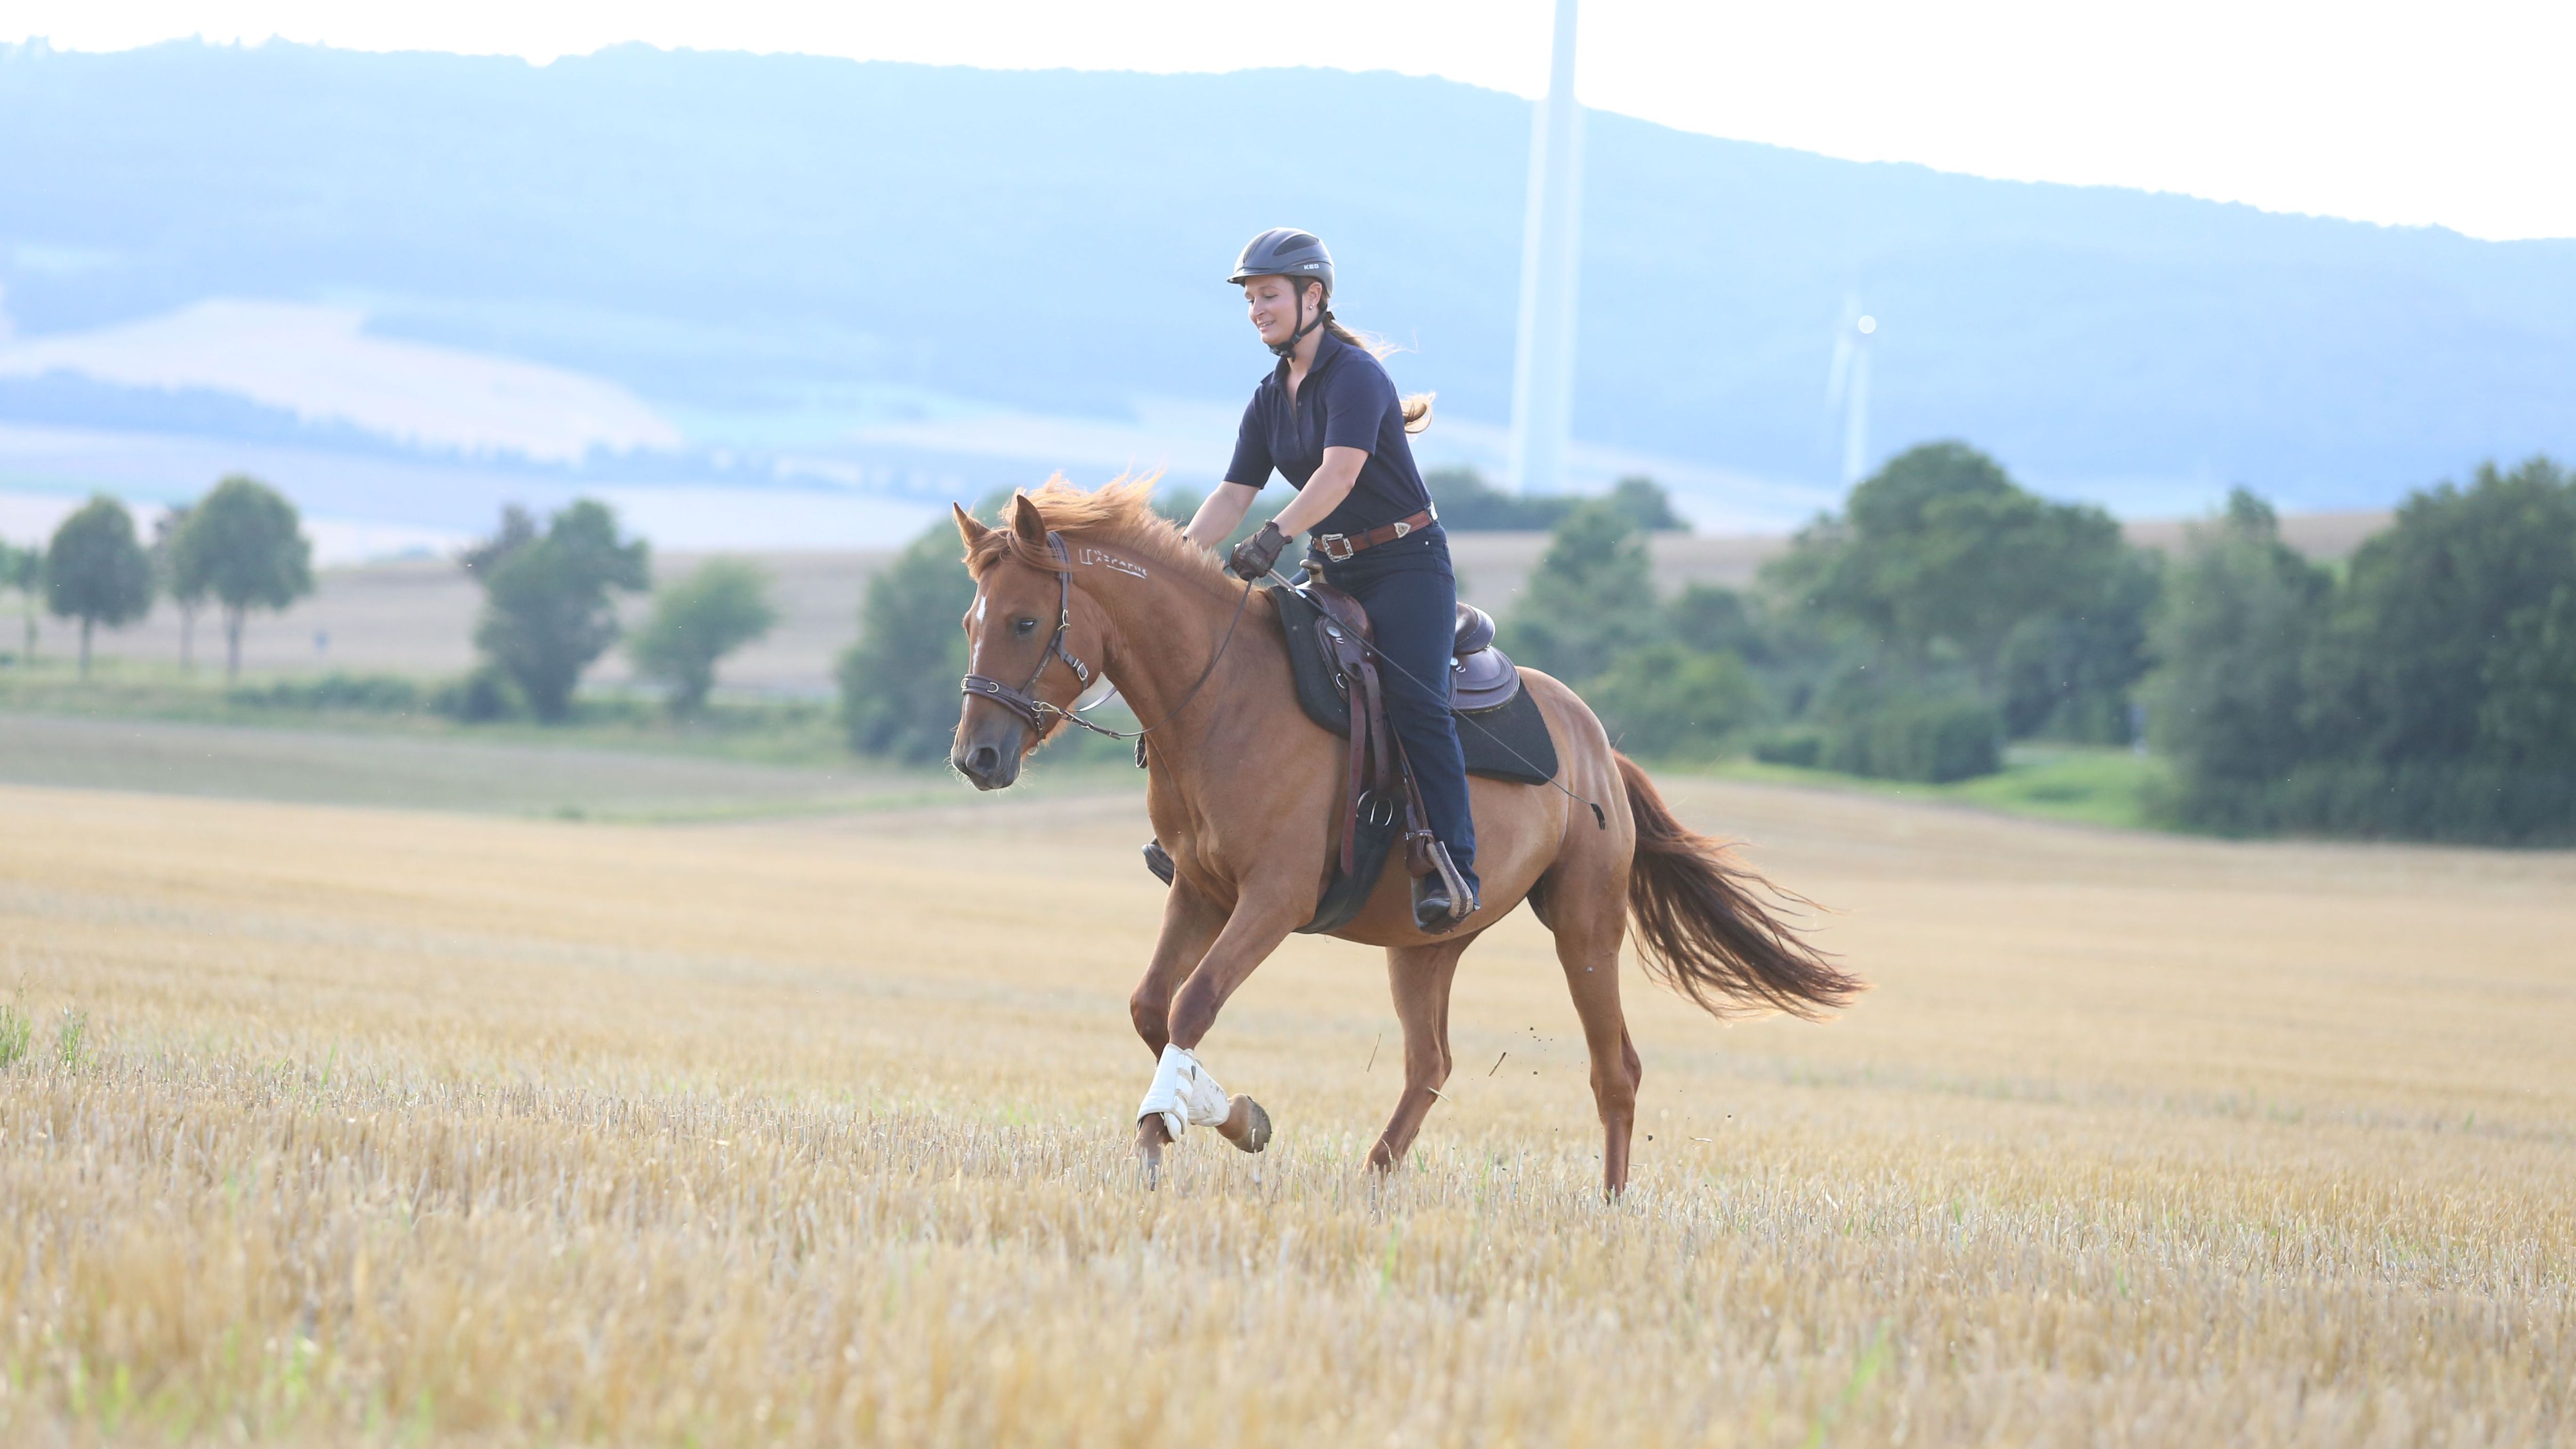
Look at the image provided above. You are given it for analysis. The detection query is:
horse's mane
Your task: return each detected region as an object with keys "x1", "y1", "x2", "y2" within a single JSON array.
[{"x1": 966, "y1": 474, "x2": 1246, "y2": 600}]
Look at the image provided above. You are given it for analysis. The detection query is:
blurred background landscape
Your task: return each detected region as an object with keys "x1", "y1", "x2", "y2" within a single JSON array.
[
  {"x1": 4, "y1": 13, "x2": 2574, "y2": 1445},
  {"x1": 1, "y1": 33, "x2": 2571, "y2": 844},
  {"x1": 3, "y1": 39, "x2": 2572, "y2": 549}
]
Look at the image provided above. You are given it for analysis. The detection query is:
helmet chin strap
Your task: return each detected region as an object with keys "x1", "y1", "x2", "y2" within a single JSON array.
[{"x1": 1266, "y1": 282, "x2": 1327, "y2": 360}]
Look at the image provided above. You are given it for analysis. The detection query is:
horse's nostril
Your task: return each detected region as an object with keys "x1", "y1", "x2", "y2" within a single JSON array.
[{"x1": 968, "y1": 745, "x2": 1000, "y2": 777}]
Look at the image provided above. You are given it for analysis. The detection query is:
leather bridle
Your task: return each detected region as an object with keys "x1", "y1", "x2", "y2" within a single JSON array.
[{"x1": 959, "y1": 530, "x2": 1255, "y2": 743}]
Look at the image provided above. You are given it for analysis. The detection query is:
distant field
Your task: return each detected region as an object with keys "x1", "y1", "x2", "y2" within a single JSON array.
[
  {"x1": 0, "y1": 710, "x2": 1142, "y2": 820},
  {"x1": 1706, "y1": 744, "x2": 2172, "y2": 832},
  {"x1": 4, "y1": 512, "x2": 2389, "y2": 696},
  {"x1": 1, "y1": 760, "x2": 2565, "y2": 1444}
]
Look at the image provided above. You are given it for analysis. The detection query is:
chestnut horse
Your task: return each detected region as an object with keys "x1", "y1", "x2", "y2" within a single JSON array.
[{"x1": 949, "y1": 480, "x2": 1859, "y2": 1191}]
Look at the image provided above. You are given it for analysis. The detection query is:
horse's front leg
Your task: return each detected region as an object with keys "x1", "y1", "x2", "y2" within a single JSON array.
[
  {"x1": 1131, "y1": 883, "x2": 1307, "y2": 1180},
  {"x1": 1129, "y1": 878, "x2": 1228, "y2": 1058}
]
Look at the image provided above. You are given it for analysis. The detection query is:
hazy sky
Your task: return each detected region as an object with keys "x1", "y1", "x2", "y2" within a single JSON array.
[{"x1": 11, "y1": 1, "x2": 2573, "y2": 242}]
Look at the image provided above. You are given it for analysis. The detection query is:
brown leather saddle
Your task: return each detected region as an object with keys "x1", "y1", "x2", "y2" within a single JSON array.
[{"x1": 1273, "y1": 577, "x2": 1558, "y2": 934}]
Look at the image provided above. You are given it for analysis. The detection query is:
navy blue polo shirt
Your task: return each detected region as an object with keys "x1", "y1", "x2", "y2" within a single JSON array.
[{"x1": 1224, "y1": 330, "x2": 1435, "y2": 539}]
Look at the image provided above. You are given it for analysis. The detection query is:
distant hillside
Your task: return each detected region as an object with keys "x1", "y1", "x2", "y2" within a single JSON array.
[{"x1": 2, "y1": 39, "x2": 2570, "y2": 529}]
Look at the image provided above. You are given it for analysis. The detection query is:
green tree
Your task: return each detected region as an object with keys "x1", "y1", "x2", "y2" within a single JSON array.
[
  {"x1": 1500, "y1": 500, "x2": 1662, "y2": 682},
  {"x1": 179, "y1": 475, "x2": 313, "y2": 680},
  {"x1": 45, "y1": 496, "x2": 154, "y2": 677},
  {"x1": 628, "y1": 558, "x2": 779, "y2": 712},
  {"x1": 1584, "y1": 641, "x2": 1762, "y2": 758},
  {"x1": 463, "y1": 500, "x2": 650, "y2": 722},
  {"x1": 1423, "y1": 467, "x2": 1570, "y2": 531},
  {"x1": 2480, "y1": 576, "x2": 2576, "y2": 768},
  {"x1": 150, "y1": 503, "x2": 211, "y2": 670},
  {"x1": 1668, "y1": 583, "x2": 1771, "y2": 663},
  {"x1": 2139, "y1": 489, "x2": 2331, "y2": 830},
  {"x1": 1997, "y1": 546, "x2": 2162, "y2": 742},
  {"x1": 2144, "y1": 466, "x2": 2576, "y2": 843},
  {"x1": 1765, "y1": 441, "x2": 2155, "y2": 731},
  {"x1": 1421, "y1": 468, "x2": 1687, "y2": 534},
  {"x1": 2305, "y1": 456, "x2": 2576, "y2": 768},
  {"x1": 837, "y1": 518, "x2": 976, "y2": 763},
  {"x1": 1604, "y1": 475, "x2": 1687, "y2": 532},
  {"x1": 0, "y1": 540, "x2": 39, "y2": 660}
]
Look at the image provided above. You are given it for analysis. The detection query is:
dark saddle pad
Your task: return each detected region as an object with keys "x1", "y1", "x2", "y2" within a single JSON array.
[{"x1": 1270, "y1": 585, "x2": 1559, "y2": 787}]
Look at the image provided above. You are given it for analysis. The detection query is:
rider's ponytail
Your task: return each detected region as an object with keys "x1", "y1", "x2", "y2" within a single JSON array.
[{"x1": 1319, "y1": 305, "x2": 1434, "y2": 435}]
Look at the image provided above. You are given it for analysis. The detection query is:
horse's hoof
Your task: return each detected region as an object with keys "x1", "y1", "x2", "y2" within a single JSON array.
[
  {"x1": 1221, "y1": 1094, "x2": 1272, "y2": 1154},
  {"x1": 1136, "y1": 1116, "x2": 1170, "y2": 1189}
]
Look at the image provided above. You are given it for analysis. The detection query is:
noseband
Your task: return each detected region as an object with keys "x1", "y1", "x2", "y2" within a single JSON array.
[{"x1": 959, "y1": 530, "x2": 1255, "y2": 743}]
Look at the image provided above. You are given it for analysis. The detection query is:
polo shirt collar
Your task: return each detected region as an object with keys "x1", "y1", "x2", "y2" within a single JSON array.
[{"x1": 1272, "y1": 326, "x2": 1350, "y2": 388}]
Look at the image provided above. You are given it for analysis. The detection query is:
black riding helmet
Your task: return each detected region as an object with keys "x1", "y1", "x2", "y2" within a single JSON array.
[{"x1": 1229, "y1": 228, "x2": 1334, "y2": 360}]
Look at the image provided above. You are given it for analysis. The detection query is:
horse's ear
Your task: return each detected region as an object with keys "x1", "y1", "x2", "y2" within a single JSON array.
[
  {"x1": 1010, "y1": 492, "x2": 1048, "y2": 549},
  {"x1": 952, "y1": 502, "x2": 990, "y2": 552}
]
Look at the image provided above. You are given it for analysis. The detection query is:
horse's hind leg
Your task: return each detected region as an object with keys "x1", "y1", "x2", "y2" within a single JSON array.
[
  {"x1": 1544, "y1": 860, "x2": 1643, "y2": 1194},
  {"x1": 1368, "y1": 934, "x2": 1475, "y2": 1172}
]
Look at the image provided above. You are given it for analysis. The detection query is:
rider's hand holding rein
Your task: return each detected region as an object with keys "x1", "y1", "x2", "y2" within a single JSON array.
[{"x1": 1228, "y1": 521, "x2": 1289, "y2": 581}]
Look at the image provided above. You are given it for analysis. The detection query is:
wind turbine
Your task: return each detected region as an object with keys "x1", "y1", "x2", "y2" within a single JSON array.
[
  {"x1": 1825, "y1": 297, "x2": 1876, "y2": 487},
  {"x1": 1507, "y1": 0, "x2": 1583, "y2": 495}
]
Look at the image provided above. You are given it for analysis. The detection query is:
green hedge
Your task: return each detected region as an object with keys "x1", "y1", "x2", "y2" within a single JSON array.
[
  {"x1": 1584, "y1": 642, "x2": 1761, "y2": 758},
  {"x1": 226, "y1": 672, "x2": 425, "y2": 713},
  {"x1": 1752, "y1": 697, "x2": 2003, "y2": 783},
  {"x1": 2157, "y1": 761, "x2": 2576, "y2": 845},
  {"x1": 1821, "y1": 696, "x2": 2003, "y2": 783}
]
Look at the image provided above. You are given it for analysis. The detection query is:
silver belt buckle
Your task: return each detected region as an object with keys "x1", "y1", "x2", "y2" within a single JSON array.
[
  {"x1": 1391, "y1": 520, "x2": 1411, "y2": 538},
  {"x1": 1320, "y1": 533, "x2": 1352, "y2": 561}
]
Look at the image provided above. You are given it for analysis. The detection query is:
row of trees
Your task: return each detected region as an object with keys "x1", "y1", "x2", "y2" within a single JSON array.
[
  {"x1": 828, "y1": 460, "x2": 2143, "y2": 783},
  {"x1": 453, "y1": 500, "x2": 778, "y2": 720},
  {"x1": 0, "y1": 476, "x2": 315, "y2": 678},
  {"x1": 1490, "y1": 443, "x2": 2155, "y2": 783},
  {"x1": 2147, "y1": 461, "x2": 2576, "y2": 842},
  {"x1": 4, "y1": 484, "x2": 778, "y2": 715},
  {"x1": 1486, "y1": 441, "x2": 2576, "y2": 843}
]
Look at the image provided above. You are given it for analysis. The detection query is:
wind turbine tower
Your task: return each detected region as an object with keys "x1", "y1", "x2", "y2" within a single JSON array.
[
  {"x1": 1507, "y1": 0, "x2": 1584, "y2": 495},
  {"x1": 1827, "y1": 302, "x2": 1877, "y2": 486}
]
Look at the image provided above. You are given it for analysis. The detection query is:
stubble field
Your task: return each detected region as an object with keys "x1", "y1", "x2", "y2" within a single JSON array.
[{"x1": 2, "y1": 770, "x2": 2570, "y2": 1445}]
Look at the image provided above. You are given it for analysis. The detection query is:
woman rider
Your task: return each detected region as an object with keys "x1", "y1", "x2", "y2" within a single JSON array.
[{"x1": 1182, "y1": 227, "x2": 1480, "y2": 932}]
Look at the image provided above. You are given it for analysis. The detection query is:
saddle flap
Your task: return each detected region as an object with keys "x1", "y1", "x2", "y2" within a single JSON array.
[{"x1": 1307, "y1": 577, "x2": 1374, "y2": 644}]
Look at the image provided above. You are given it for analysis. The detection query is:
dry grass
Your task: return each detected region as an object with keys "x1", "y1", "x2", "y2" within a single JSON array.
[{"x1": 1, "y1": 777, "x2": 2570, "y2": 1445}]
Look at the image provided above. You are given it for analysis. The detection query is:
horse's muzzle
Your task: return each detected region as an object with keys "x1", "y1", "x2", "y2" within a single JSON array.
[{"x1": 951, "y1": 721, "x2": 1027, "y2": 791}]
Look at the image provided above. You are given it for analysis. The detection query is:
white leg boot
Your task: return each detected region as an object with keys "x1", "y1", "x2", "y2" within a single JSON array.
[{"x1": 1136, "y1": 1042, "x2": 1233, "y2": 1143}]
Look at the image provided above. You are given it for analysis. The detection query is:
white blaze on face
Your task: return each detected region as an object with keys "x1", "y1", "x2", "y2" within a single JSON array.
[{"x1": 969, "y1": 593, "x2": 987, "y2": 671}]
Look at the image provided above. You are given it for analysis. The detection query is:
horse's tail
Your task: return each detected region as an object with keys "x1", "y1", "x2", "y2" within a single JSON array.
[{"x1": 1616, "y1": 752, "x2": 1863, "y2": 1020}]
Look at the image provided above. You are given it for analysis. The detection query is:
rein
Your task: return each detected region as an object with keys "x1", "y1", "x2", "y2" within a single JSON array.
[{"x1": 960, "y1": 530, "x2": 1257, "y2": 743}]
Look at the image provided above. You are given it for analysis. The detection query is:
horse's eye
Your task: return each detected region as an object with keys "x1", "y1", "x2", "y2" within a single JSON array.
[{"x1": 1013, "y1": 617, "x2": 1039, "y2": 635}]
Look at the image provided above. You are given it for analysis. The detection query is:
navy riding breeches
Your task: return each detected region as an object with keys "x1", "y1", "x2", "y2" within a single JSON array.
[{"x1": 1315, "y1": 526, "x2": 1479, "y2": 894}]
